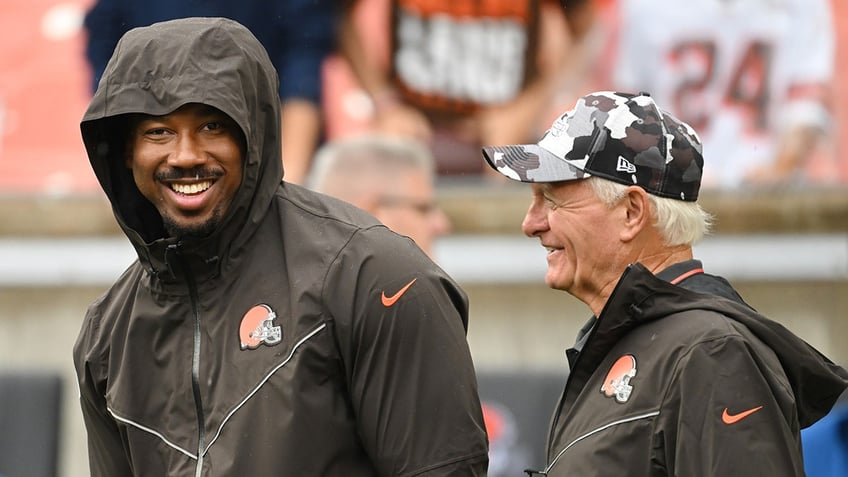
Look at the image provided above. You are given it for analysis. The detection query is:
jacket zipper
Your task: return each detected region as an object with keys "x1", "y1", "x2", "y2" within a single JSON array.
[
  {"x1": 169, "y1": 243, "x2": 207, "y2": 477},
  {"x1": 544, "y1": 264, "x2": 637, "y2": 468},
  {"x1": 544, "y1": 411, "x2": 661, "y2": 474}
]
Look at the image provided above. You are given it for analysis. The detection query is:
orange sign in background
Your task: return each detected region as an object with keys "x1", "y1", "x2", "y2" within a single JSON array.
[
  {"x1": 0, "y1": 0, "x2": 97, "y2": 195},
  {"x1": 1, "y1": 0, "x2": 846, "y2": 195},
  {"x1": 834, "y1": 0, "x2": 848, "y2": 183}
]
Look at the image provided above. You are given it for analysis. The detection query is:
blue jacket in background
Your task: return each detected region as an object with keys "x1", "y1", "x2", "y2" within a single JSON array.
[
  {"x1": 802, "y1": 402, "x2": 848, "y2": 476},
  {"x1": 83, "y1": 0, "x2": 339, "y2": 103}
]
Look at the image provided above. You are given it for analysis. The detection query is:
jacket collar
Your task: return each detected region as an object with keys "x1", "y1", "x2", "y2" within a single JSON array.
[
  {"x1": 563, "y1": 262, "x2": 848, "y2": 428},
  {"x1": 563, "y1": 263, "x2": 661, "y2": 404}
]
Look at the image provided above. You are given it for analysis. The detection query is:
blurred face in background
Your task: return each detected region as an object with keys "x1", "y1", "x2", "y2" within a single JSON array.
[{"x1": 373, "y1": 169, "x2": 451, "y2": 258}]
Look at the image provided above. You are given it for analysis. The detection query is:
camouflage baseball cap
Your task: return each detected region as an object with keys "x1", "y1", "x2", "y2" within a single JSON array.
[{"x1": 482, "y1": 91, "x2": 704, "y2": 201}]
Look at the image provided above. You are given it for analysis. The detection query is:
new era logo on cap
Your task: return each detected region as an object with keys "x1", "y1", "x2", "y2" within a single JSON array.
[
  {"x1": 481, "y1": 91, "x2": 704, "y2": 201},
  {"x1": 616, "y1": 156, "x2": 636, "y2": 174}
]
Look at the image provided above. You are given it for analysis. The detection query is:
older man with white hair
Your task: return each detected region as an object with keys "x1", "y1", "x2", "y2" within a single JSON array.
[{"x1": 482, "y1": 90, "x2": 848, "y2": 476}]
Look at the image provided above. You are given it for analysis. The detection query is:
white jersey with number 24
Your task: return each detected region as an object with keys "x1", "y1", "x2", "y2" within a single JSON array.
[{"x1": 611, "y1": 0, "x2": 834, "y2": 188}]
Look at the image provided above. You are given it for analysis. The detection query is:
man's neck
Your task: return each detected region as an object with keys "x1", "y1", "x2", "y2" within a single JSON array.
[
  {"x1": 639, "y1": 246, "x2": 695, "y2": 276},
  {"x1": 586, "y1": 246, "x2": 694, "y2": 318}
]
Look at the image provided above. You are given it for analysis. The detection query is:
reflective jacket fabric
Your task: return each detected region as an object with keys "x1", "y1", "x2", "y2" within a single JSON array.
[
  {"x1": 73, "y1": 18, "x2": 488, "y2": 477},
  {"x1": 540, "y1": 263, "x2": 848, "y2": 476}
]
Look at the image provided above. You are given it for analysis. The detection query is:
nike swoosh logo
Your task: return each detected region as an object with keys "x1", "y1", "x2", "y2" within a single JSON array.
[
  {"x1": 381, "y1": 278, "x2": 418, "y2": 307},
  {"x1": 722, "y1": 405, "x2": 764, "y2": 424}
]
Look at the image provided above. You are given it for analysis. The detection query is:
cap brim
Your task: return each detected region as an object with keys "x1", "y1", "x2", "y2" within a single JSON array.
[{"x1": 482, "y1": 144, "x2": 589, "y2": 183}]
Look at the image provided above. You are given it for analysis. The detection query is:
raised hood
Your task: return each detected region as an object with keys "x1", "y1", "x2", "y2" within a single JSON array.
[{"x1": 79, "y1": 17, "x2": 282, "y2": 273}]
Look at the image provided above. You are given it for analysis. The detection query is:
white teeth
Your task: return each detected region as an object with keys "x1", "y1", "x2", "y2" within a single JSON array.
[{"x1": 171, "y1": 181, "x2": 212, "y2": 195}]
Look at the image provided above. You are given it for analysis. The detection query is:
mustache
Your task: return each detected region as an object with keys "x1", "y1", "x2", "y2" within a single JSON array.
[{"x1": 155, "y1": 167, "x2": 224, "y2": 181}]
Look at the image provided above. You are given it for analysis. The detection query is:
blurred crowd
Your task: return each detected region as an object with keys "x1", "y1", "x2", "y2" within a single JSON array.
[{"x1": 77, "y1": 0, "x2": 844, "y2": 190}]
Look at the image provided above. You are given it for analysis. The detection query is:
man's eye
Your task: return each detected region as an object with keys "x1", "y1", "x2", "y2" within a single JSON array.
[
  {"x1": 205, "y1": 121, "x2": 223, "y2": 131},
  {"x1": 145, "y1": 128, "x2": 168, "y2": 136}
]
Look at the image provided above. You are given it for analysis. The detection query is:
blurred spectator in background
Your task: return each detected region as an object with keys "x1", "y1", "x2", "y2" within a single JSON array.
[
  {"x1": 82, "y1": 0, "x2": 340, "y2": 185},
  {"x1": 306, "y1": 134, "x2": 450, "y2": 258},
  {"x1": 605, "y1": 0, "x2": 836, "y2": 189},
  {"x1": 335, "y1": 0, "x2": 594, "y2": 178}
]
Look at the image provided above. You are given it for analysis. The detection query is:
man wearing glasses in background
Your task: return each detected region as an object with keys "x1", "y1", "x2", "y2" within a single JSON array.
[{"x1": 307, "y1": 134, "x2": 451, "y2": 259}]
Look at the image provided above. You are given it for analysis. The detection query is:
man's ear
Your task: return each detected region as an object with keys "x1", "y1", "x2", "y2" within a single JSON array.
[{"x1": 619, "y1": 186, "x2": 651, "y2": 242}]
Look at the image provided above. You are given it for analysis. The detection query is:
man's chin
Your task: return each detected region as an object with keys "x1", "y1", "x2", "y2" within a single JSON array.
[
  {"x1": 544, "y1": 277, "x2": 562, "y2": 291},
  {"x1": 163, "y1": 216, "x2": 219, "y2": 240},
  {"x1": 544, "y1": 271, "x2": 571, "y2": 293}
]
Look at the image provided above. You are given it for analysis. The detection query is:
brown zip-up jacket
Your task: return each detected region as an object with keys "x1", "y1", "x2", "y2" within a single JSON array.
[
  {"x1": 536, "y1": 263, "x2": 848, "y2": 476},
  {"x1": 73, "y1": 17, "x2": 488, "y2": 476}
]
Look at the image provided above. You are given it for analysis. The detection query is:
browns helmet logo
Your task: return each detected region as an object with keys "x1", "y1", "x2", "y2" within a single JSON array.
[
  {"x1": 601, "y1": 354, "x2": 637, "y2": 403},
  {"x1": 239, "y1": 304, "x2": 281, "y2": 350}
]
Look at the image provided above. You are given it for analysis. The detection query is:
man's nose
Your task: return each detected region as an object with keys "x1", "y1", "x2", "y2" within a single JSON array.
[
  {"x1": 521, "y1": 202, "x2": 548, "y2": 237},
  {"x1": 430, "y1": 208, "x2": 451, "y2": 237},
  {"x1": 168, "y1": 134, "x2": 207, "y2": 168}
]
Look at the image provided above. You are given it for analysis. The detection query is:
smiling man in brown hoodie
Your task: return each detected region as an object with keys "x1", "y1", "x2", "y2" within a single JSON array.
[{"x1": 73, "y1": 17, "x2": 489, "y2": 476}]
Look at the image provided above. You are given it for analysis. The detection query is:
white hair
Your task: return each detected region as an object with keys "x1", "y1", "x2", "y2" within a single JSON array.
[
  {"x1": 587, "y1": 177, "x2": 713, "y2": 246},
  {"x1": 306, "y1": 134, "x2": 434, "y2": 196}
]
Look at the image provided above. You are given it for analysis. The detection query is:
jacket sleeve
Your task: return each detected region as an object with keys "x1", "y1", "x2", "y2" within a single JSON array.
[
  {"x1": 73, "y1": 308, "x2": 134, "y2": 477},
  {"x1": 655, "y1": 334, "x2": 805, "y2": 476},
  {"x1": 327, "y1": 229, "x2": 489, "y2": 476}
]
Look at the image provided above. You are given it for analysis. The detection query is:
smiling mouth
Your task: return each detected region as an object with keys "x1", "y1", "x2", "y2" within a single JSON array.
[
  {"x1": 543, "y1": 243, "x2": 561, "y2": 253},
  {"x1": 170, "y1": 181, "x2": 213, "y2": 195}
]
